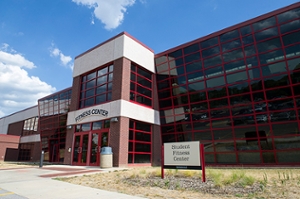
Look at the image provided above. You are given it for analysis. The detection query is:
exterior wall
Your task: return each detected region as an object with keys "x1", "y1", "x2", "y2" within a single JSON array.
[
  {"x1": 155, "y1": 3, "x2": 300, "y2": 166},
  {"x1": 7, "y1": 121, "x2": 23, "y2": 136},
  {"x1": 73, "y1": 32, "x2": 155, "y2": 78},
  {"x1": 0, "y1": 106, "x2": 38, "y2": 135},
  {"x1": 0, "y1": 135, "x2": 20, "y2": 161}
]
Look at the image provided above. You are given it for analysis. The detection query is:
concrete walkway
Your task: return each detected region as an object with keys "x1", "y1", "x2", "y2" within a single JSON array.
[{"x1": 0, "y1": 165, "x2": 146, "y2": 199}]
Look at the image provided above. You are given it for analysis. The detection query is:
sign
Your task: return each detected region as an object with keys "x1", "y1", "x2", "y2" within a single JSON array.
[
  {"x1": 164, "y1": 141, "x2": 200, "y2": 167},
  {"x1": 161, "y1": 141, "x2": 206, "y2": 182},
  {"x1": 75, "y1": 109, "x2": 108, "y2": 122}
]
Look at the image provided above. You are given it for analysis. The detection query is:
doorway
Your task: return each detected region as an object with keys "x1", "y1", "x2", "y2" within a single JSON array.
[{"x1": 72, "y1": 130, "x2": 109, "y2": 166}]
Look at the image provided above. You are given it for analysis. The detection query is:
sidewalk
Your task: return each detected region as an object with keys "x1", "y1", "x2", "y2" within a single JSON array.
[{"x1": 0, "y1": 165, "x2": 147, "y2": 199}]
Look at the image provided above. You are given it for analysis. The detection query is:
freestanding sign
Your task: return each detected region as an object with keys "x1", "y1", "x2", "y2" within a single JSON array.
[{"x1": 162, "y1": 141, "x2": 206, "y2": 182}]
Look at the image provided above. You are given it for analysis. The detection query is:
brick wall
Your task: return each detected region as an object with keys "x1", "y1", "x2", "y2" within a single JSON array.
[
  {"x1": 7, "y1": 121, "x2": 24, "y2": 136},
  {"x1": 0, "y1": 135, "x2": 20, "y2": 161}
]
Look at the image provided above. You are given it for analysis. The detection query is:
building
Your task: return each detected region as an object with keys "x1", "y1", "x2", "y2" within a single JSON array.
[{"x1": 1, "y1": 2, "x2": 300, "y2": 166}]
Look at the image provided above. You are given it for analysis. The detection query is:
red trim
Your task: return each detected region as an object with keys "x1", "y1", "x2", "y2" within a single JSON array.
[
  {"x1": 200, "y1": 144, "x2": 206, "y2": 182},
  {"x1": 161, "y1": 145, "x2": 164, "y2": 179}
]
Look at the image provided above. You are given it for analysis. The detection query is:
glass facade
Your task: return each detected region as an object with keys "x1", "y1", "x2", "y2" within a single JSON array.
[
  {"x1": 155, "y1": 6, "x2": 300, "y2": 165},
  {"x1": 38, "y1": 88, "x2": 72, "y2": 163},
  {"x1": 79, "y1": 64, "x2": 113, "y2": 108}
]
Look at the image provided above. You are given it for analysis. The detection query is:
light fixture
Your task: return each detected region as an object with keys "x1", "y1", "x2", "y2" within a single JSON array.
[
  {"x1": 110, "y1": 117, "x2": 118, "y2": 123},
  {"x1": 67, "y1": 125, "x2": 72, "y2": 129}
]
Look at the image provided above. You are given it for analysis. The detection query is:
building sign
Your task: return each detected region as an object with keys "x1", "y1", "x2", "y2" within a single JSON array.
[
  {"x1": 164, "y1": 141, "x2": 200, "y2": 168},
  {"x1": 162, "y1": 141, "x2": 205, "y2": 182},
  {"x1": 75, "y1": 109, "x2": 108, "y2": 122}
]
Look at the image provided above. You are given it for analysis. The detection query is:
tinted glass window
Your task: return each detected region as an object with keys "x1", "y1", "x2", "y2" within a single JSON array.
[
  {"x1": 203, "y1": 55, "x2": 222, "y2": 68},
  {"x1": 187, "y1": 71, "x2": 204, "y2": 82},
  {"x1": 155, "y1": 56, "x2": 167, "y2": 65},
  {"x1": 248, "y1": 68, "x2": 261, "y2": 79},
  {"x1": 168, "y1": 49, "x2": 182, "y2": 60},
  {"x1": 202, "y1": 46, "x2": 220, "y2": 58},
  {"x1": 240, "y1": 25, "x2": 252, "y2": 36},
  {"x1": 255, "y1": 27, "x2": 278, "y2": 42},
  {"x1": 226, "y1": 71, "x2": 248, "y2": 84},
  {"x1": 184, "y1": 52, "x2": 200, "y2": 63},
  {"x1": 224, "y1": 60, "x2": 246, "y2": 73},
  {"x1": 222, "y1": 48, "x2": 244, "y2": 62},
  {"x1": 285, "y1": 43, "x2": 300, "y2": 58},
  {"x1": 188, "y1": 81, "x2": 205, "y2": 92},
  {"x1": 222, "y1": 39, "x2": 241, "y2": 52},
  {"x1": 256, "y1": 38, "x2": 282, "y2": 53},
  {"x1": 242, "y1": 35, "x2": 254, "y2": 45},
  {"x1": 246, "y1": 56, "x2": 258, "y2": 67},
  {"x1": 280, "y1": 19, "x2": 300, "y2": 34},
  {"x1": 259, "y1": 49, "x2": 284, "y2": 64},
  {"x1": 253, "y1": 17, "x2": 276, "y2": 31},
  {"x1": 200, "y1": 37, "x2": 218, "y2": 48},
  {"x1": 184, "y1": 43, "x2": 200, "y2": 54},
  {"x1": 244, "y1": 45, "x2": 257, "y2": 57},
  {"x1": 220, "y1": 29, "x2": 239, "y2": 42},
  {"x1": 282, "y1": 31, "x2": 300, "y2": 46},
  {"x1": 206, "y1": 76, "x2": 225, "y2": 88},
  {"x1": 277, "y1": 8, "x2": 300, "y2": 24},
  {"x1": 205, "y1": 66, "x2": 223, "y2": 78},
  {"x1": 186, "y1": 61, "x2": 202, "y2": 73}
]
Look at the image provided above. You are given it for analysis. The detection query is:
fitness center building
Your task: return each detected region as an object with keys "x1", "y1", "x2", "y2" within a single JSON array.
[{"x1": 1, "y1": 2, "x2": 300, "y2": 166}]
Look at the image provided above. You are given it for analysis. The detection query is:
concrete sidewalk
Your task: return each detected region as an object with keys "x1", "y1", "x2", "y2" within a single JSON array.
[{"x1": 0, "y1": 165, "x2": 146, "y2": 199}]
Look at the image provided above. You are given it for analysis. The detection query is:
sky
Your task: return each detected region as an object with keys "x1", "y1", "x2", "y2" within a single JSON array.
[{"x1": 0, "y1": 0, "x2": 299, "y2": 118}]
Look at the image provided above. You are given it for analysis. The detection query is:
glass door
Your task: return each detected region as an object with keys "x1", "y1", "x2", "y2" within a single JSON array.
[
  {"x1": 72, "y1": 133, "x2": 89, "y2": 166},
  {"x1": 89, "y1": 131, "x2": 109, "y2": 166}
]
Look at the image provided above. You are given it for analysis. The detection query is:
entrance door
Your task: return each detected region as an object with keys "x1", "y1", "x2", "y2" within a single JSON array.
[
  {"x1": 89, "y1": 131, "x2": 109, "y2": 166},
  {"x1": 72, "y1": 133, "x2": 89, "y2": 166}
]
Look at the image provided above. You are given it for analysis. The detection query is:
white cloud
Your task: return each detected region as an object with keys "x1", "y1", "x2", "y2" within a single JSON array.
[
  {"x1": 72, "y1": 0, "x2": 136, "y2": 30},
  {"x1": 49, "y1": 44, "x2": 73, "y2": 70},
  {"x1": 0, "y1": 44, "x2": 56, "y2": 118}
]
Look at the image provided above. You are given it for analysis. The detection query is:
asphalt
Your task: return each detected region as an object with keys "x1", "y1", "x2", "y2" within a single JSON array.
[{"x1": 0, "y1": 165, "x2": 147, "y2": 199}]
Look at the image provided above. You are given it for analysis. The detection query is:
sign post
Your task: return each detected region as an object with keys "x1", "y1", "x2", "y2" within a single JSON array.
[{"x1": 161, "y1": 141, "x2": 205, "y2": 182}]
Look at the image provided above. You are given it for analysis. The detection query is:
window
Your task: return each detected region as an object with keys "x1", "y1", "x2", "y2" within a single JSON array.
[
  {"x1": 128, "y1": 120, "x2": 152, "y2": 164},
  {"x1": 130, "y1": 63, "x2": 153, "y2": 107},
  {"x1": 79, "y1": 64, "x2": 113, "y2": 108}
]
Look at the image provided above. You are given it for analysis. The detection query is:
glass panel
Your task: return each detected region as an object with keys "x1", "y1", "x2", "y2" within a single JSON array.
[
  {"x1": 277, "y1": 8, "x2": 300, "y2": 24},
  {"x1": 184, "y1": 43, "x2": 200, "y2": 55},
  {"x1": 73, "y1": 136, "x2": 80, "y2": 162},
  {"x1": 287, "y1": 57, "x2": 300, "y2": 71},
  {"x1": 186, "y1": 61, "x2": 202, "y2": 73},
  {"x1": 184, "y1": 52, "x2": 200, "y2": 63},
  {"x1": 188, "y1": 81, "x2": 205, "y2": 92},
  {"x1": 208, "y1": 87, "x2": 227, "y2": 99},
  {"x1": 92, "y1": 121, "x2": 103, "y2": 130},
  {"x1": 86, "y1": 79, "x2": 96, "y2": 89},
  {"x1": 240, "y1": 25, "x2": 252, "y2": 36},
  {"x1": 256, "y1": 38, "x2": 282, "y2": 53},
  {"x1": 272, "y1": 122, "x2": 298, "y2": 136},
  {"x1": 90, "y1": 133, "x2": 98, "y2": 164},
  {"x1": 87, "y1": 72, "x2": 96, "y2": 81},
  {"x1": 98, "y1": 67, "x2": 108, "y2": 75},
  {"x1": 206, "y1": 76, "x2": 225, "y2": 88},
  {"x1": 282, "y1": 30, "x2": 300, "y2": 46},
  {"x1": 220, "y1": 29, "x2": 239, "y2": 42},
  {"x1": 253, "y1": 17, "x2": 276, "y2": 32},
  {"x1": 261, "y1": 61, "x2": 287, "y2": 76},
  {"x1": 228, "y1": 82, "x2": 250, "y2": 95},
  {"x1": 224, "y1": 59, "x2": 246, "y2": 74},
  {"x1": 263, "y1": 74, "x2": 289, "y2": 89},
  {"x1": 168, "y1": 50, "x2": 182, "y2": 60},
  {"x1": 280, "y1": 19, "x2": 300, "y2": 34},
  {"x1": 242, "y1": 35, "x2": 254, "y2": 45},
  {"x1": 255, "y1": 27, "x2": 278, "y2": 42},
  {"x1": 221, "y1": 39, "x2": 241, "y2": 52},
  {"x1": 226, "y1": 71, "x2": 248, "y2": 84},
  {"x1": 81, "y1": 123, "x2": 91, "y2": 131},
  {"x1": 222, "y1": 48, "x2": 244, "y2": 62},
  {"x1": 155, "y1": 56, "x2": 167, "y2": 65},
  {"x1": 244, "y1": 45, "x2": 256, "y2": 57},
  {"x1": 203, "y1": 55, "x2": 222, "y2": 68},
  {"x1": 81, "y1": 134, "x2": 89, "y2": 163},
  {"x1": 200, "y1": 37, "x2": 218, "y2": 48},
  {"x1": 187, "y1": 71, "x2": 204, "y2": 83},
  {"x1": 285, "y1": 44, "x2": 300, "y2": 58},
  {"x1": 202, "y1": 46, "x2": 220, "y2": 58},
  {"x1": 101, "y1": 132, "x2": 108, "y2": 147},
  {"x1": 259, "y1": 49, "x2": 284, "y2": 65},
  {"x1": 248, "y1": 68, "x2": 261, "y2": 79},
  {"x1": 238, "y1": 152, "x2": 261, "y2": 163}
]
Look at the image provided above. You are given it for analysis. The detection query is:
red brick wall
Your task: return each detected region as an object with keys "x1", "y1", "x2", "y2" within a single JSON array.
[
  {"x1": 152, "y1": 124, "x2": 162, "y2": 166},
  {"x1": 0, "y1": 135, "x2": 20, "y2": 161},
  {"x1": 112, "y1": 57, "x2": 131, "y2": 101},
  {"x1": 109, "y1": 116, "x2": 129, "y2": 167}
]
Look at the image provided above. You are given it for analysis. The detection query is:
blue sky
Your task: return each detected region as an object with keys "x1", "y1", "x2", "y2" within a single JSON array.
[{"x1": 0, "y1": 0, "x2": 299, "y2": 117}]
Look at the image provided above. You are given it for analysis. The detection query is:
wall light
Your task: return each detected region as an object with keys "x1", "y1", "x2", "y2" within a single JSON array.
[{"x1": 110, "y1": 117, "x2": 118, "y2": 123}]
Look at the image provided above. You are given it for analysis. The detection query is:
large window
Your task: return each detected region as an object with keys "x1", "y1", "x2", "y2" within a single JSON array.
[
  {"x1": 79, "y1": 64, "x2": 113, "y2": 108},
  {"x1": 130, "y1": 63, "x2": 153, "y2": 107},
  {"x1": 128, "y1": 120, "x2": 152, "y2": 164}
]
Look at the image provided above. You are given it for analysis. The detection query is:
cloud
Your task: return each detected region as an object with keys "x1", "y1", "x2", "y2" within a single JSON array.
[
  {"x1": 49, "y1": 44, "x2": 73, "y2": 69},
  {"x1": 72, "y1": 0, "x2": 136, "y2": 30},
  {"x1": 0, "y1": 44, "x2": 56, "y2": 118}
]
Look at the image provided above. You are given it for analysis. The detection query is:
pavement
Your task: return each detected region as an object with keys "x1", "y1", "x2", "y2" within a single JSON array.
[{"x1": 0, "y1": 164, "x2": 147, "y2": 199}]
